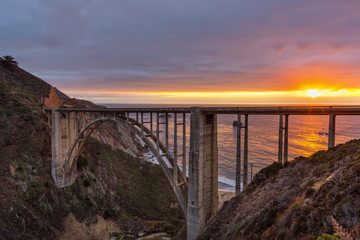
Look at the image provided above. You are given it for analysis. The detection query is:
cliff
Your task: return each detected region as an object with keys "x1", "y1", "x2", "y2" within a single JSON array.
[
  {"x1": 198, "y1": 141, "x2": 360, "y2": 239},
  {"x1": 0, "y1": 62, "x2": 184, "y2": 239}
]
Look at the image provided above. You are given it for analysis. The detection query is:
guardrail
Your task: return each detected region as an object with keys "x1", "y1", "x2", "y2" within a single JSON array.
[{"x1": 43, "y1": 105, "x2": 360, "y2": 116}]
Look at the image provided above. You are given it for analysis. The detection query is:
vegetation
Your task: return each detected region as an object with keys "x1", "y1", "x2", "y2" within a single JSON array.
[
  {"x1": 197, "y1": 140, "x2": 360, "y2": 240},
  {"x1": 318, "y1": 216, "x2": 360, "y2": 240},
  {"x1": 0, "y1": 62, "x2": 184, "y2": 239},
  {"x1": 0, "y1": 55, "x2": 18, "y2": 71}
]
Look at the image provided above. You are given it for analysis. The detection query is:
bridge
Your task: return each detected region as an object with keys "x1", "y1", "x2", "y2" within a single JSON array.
[{"x1": 45, "y1": 105, "x2": 360, "y2": 240}]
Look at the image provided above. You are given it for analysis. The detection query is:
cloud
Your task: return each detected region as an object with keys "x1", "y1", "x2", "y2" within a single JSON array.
[{"x1": 0, "y1": 0, "x2": 360, "y2": 100}]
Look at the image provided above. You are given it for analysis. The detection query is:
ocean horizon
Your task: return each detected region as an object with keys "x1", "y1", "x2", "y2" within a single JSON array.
[{"x1": 102, "y1": 103, "x2": 360, "y2": 191}]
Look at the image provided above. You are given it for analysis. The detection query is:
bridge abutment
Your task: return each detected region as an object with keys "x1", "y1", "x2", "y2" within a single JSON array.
[{"x1": 187, "y1": 108, "x2": 218, "y2": 240}]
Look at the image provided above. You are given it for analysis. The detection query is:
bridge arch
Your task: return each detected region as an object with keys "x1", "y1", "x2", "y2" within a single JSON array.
[{"x1": 59, "y1": 115, "x2": 188, "y2": 215}]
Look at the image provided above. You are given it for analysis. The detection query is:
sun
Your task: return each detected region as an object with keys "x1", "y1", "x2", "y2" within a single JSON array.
[{"x1": 306, "y1": 89, "x2": 324, "y2": 98}]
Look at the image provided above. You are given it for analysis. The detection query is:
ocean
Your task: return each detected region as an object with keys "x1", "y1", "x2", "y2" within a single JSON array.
[{"x1": 103, "y1": 104, "x2": 360, "y2": 191}]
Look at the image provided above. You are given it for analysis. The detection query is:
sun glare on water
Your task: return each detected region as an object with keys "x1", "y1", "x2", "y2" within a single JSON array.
[{"x1": 306, "y1": 89, "x2": 324, "y2": 98}]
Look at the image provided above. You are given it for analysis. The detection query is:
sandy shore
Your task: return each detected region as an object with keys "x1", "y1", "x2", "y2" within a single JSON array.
[{"x1": 218, "y1": 190, "x2": 236, "y2": 208}]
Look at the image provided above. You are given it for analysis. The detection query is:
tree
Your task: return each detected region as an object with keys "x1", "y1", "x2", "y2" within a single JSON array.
[{"x1": 1, "y1": 55, "x2": 18, "y2": 71}]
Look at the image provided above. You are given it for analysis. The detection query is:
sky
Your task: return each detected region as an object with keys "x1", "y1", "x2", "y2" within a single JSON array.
[{"x1": 1, "y1": 0, "x2": 360, "y2": 104}]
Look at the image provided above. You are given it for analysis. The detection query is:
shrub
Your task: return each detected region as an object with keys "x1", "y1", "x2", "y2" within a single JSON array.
[
  {"x1": 83, "y1": 179, "x2": 91, "y2": 187},
  {"x1": 77, "y1": 155, "x2": 88, "y2": 170},
  {"x1": 317, "y1": 233, "x2": 340, "y2": 240},
  {"x1": 104, "y1": 208, "x2": 117, "y2": 219}
]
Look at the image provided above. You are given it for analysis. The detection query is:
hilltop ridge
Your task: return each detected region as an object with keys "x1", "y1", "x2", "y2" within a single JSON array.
[{"x1": 197, "y1": 140, "x2": 360, "y2": 239}]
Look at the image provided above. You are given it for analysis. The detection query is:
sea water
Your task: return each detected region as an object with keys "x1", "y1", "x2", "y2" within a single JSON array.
[{"x1": 104, "y1": 104, "x2": 360, "y2": 191}]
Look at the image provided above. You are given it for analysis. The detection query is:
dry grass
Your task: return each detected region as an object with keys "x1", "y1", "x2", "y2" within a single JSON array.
[{"x1": 331, "y1": 216, "x2": 360, "y2": 240}]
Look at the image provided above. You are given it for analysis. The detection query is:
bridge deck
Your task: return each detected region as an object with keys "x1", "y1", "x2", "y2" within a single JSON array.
[
  {"x1": 202, "y1": 106, "x2": 360, "y2": 115},
  {"x1": 45, "y1": 105, "x2": 360, "y2": 115}
]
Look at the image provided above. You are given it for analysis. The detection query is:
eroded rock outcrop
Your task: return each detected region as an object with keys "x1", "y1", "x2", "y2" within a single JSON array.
[{"x1": 44, "y1": 87, "x2": 64, "y2": 108}]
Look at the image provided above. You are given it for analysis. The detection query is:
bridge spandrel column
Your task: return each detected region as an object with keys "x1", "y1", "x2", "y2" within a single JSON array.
[{"x1": 187, "y1": 108, "x2": 218, "y2": 240}]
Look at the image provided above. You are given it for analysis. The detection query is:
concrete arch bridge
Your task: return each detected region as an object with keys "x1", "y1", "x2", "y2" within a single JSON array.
[{"x1": 45, "y1": 106, "x2": 360, "y2": 240}]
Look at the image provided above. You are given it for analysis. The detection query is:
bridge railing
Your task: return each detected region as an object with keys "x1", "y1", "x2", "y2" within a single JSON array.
[{"x1": 201, "y1": 106, "x2": 360, "y2": 114}]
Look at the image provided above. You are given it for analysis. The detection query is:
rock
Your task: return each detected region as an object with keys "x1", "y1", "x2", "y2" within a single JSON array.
[
  {"x1": 44, "y1": 87, "x2": 64, "y2": 108},
  {"x1": 9, "y1": 164, "x2": 15, "y2": 176}
]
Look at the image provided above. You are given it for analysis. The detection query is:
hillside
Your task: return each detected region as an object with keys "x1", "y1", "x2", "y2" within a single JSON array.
[
  {"x1": 198, "y1": 140, "x2": 360, "y2": 239},
  {"x1": 3, "y1": 58, "x2": 360, "y2": 240},
  {"x1": 0, "y1": 60, "x2": 184, "y2": 239}
]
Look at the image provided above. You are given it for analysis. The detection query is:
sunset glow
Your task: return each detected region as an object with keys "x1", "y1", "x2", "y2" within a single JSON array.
[
  {"x1": 147, "y1": 89, "x2": 360, "y2": 99},
  {"x1": 63, "y1": 88, "x2": 360, "y2": 104},
  {"x1": 306, "y1": 90, "x2": 324, "y2": 98}
]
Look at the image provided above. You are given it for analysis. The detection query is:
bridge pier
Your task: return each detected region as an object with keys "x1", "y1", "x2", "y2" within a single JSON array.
[
  {"x1": 51, "y1": 109, "x2": 79, "y2": 187},
  {"x1": 243, "y1": 114, "x2": 249, "y2": 187},
  {"x1": 284, "y1": 115, "x2": 289, "y2": 163},
  {"x1": 278, "y1": 114, "x2": 289, "y2": 164},
  {"x1": 328, "y1": 114, "x2": 336, "y2": 148},
  {"x1": 235, "y1": 114, "x2": 241, "y2": 196},
  {"x1": 187, "y1": 108, "x2": 218, "y2": 240},
  {"x1": 278, "y1": 114, "x2": 283, "y2": 163}
]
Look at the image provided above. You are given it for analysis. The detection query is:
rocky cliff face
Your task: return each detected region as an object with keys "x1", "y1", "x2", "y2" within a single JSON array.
[
  {"x1": 198, "y1": 141, "x2": 360, "y2": 240},
  {"x1": 0, "y1": 63, "x2": 184, "y2": 239}
]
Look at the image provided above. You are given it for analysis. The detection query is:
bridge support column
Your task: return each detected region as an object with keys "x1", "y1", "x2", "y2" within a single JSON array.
[
  {"x1": 51, "y1": 109, "x2": 78, "y2": 187},
  {"x1": 187, "y1": 108, "x2": 218, "y2": 240},
  {"x1": 328, "y1": 114, "x2": 336, "y2": 149},
  {"x1": 278, "y1": 114, "x2": 284, "y2": 163},
  {"x1": 235, "y1": 114, "x2": 241, "y2": 196},
  {"x1": 243, "y1": 114, "x2": 249, "y2": 187},
  {"x1": 284, "y1": 115, "x2": 289, "y2": 163}
]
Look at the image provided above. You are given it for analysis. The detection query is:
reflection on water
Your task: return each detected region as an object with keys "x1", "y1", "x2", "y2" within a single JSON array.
[
  {"x1": 105, "y1": 104, "x2": 360, "y2": 191},
  {"x1": 218, "y1": 114, "x2": 360, "y2": 190}
]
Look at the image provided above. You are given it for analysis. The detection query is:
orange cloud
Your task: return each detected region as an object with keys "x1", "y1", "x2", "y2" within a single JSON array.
[
  {"x1": 280, "y1": 62, "x2": 359, "y2": 91},
  {"x1": 66, "y1": 88, "x2": 360, "y2": 104}
]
